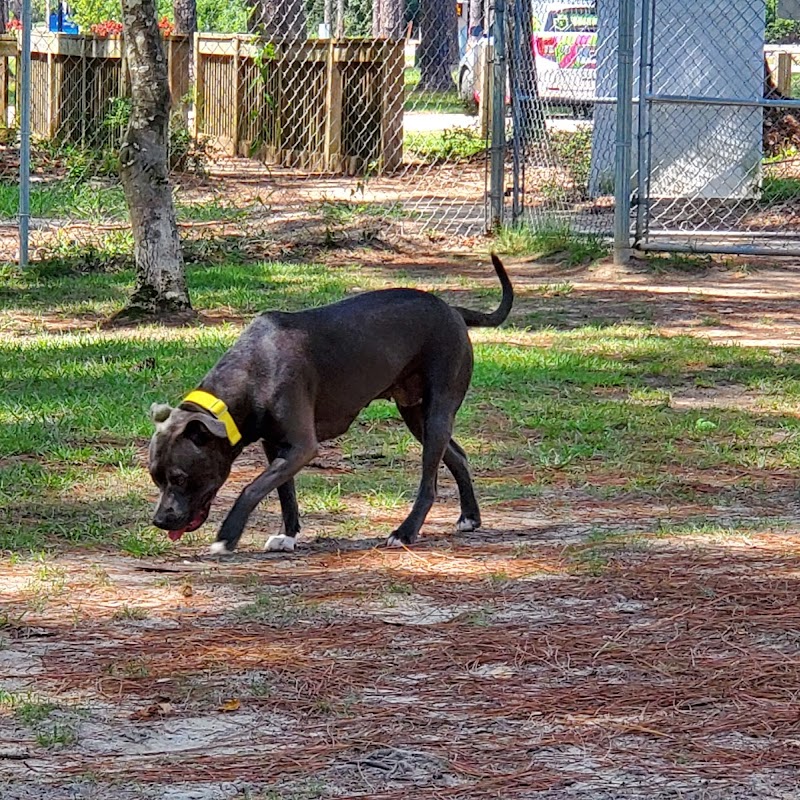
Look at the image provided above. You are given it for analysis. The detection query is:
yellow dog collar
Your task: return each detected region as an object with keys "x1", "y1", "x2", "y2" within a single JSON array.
[{"x1": 182, "y1": 390, "x2": 242, "y2": 446}]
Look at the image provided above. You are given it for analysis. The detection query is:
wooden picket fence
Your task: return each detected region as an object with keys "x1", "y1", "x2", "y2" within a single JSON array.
[
  {"x1": 27, "y1": 31, "x2": 191, "y2": 146},
  {"x1": 12, "y1": 31, "x2": 404, "y2": 175},
  {"x1": 193, "y1": 34, "x2": 404, "y2": 174}
]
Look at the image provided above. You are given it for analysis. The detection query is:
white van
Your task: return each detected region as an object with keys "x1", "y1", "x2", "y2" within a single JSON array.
[
  {"x1": 457, "y1": 2, "x2": 597, "y2": 111},
  {"x1": 531, "y1": 2, "x2": 597, "y2": 104}
]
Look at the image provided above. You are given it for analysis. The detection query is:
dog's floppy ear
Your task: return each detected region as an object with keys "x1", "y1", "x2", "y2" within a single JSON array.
[
  {"x1": 171, "y1": 411, "x2": 228, "y2": 444},
  {"x1": 150, "y1": 403, "x2": 174, "y2": 429}
]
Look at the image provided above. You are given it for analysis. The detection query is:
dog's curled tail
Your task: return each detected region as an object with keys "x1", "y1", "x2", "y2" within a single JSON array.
[{"x1": 453, "y1": 253, "x2": 514, "y2": 328}]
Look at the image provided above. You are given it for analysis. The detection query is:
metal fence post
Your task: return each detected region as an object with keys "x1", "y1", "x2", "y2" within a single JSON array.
[
  {"x1": 614, "y1": 0, "x2": 635, "y2": 264},
  {"x1": 18, "y1": 0, "x2": 32, "y2": 267},
  {"x1": 489, "y1": 0, "x2": 507, "y2": 230},
  {"x1": 634, "y1": 0, "x2": 653, "y2": 245}
]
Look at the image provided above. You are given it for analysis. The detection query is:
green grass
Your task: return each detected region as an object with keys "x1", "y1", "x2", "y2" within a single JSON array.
[
  {"x1": 495, "y1": 223, "x2": 609, "y2": 264},
  {"x1": 403, "y1": 67, "x2": 468, "y2": 114},
  {"x1": 0, "y1": 690, "x2": 77, "y2": 748},
  {"x1": 0, "y1": 180, "x2": 249, "y2": 223},
  {"x1": 760, "y1": 174, "x2": 800, "y2": 203},
  {"x1": 236, "y1": 590, "x2": 334, "y2": 627},
  {"x1": 312, "y1": 199, "x2": 407, "y2": 225},
  {"x1": 3, "y1": 256, "x2": 800, "y2": 554},
  {"x1": 0, "y1": 180, "x2": 128, "y2": 221},
  {"x1": 404, "y1": 127, "x2": 486, "y2": 163}
]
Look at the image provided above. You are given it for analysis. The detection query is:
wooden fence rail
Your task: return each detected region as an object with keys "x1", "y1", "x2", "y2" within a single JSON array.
[{"x1": 194, "y1": 34, "x2": 404, "y2": 174}]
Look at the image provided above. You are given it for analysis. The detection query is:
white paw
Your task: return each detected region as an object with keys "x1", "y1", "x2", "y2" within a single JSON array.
[
  {"x1": 456, "y1": 517, "x2": 480, "y2": 532},
  {"x1": 264, "y1": 534, "x2": 296, "y2": 552},
  {"x1": 209, "y1": 541, "x2": 232, "y2": 555},
  {"x1": 386, "y1": 535, "x2": 404, "y2": 548}
]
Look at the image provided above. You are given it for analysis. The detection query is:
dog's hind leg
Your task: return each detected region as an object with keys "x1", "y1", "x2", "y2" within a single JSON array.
[
  {"x1": 262, "y1": 441, "x2": 301, "y2": 552},
  {"x1": 396, "y1": 403, "x2": 481, "y2": 534},
  {"x1": 388, "y1": 399, "x2": 455, "y2": 547}
]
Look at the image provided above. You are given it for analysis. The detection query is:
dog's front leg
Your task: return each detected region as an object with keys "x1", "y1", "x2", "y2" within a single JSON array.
[{"x1": 210, "y1": 440, "x2": 318, "y2": 555}]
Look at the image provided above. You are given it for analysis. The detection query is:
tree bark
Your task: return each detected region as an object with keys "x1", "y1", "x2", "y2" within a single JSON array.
[
  {"x1": 173, "y1": 0, "x2": 197, "y2": 34},
  {"x1": 372, "y1": 0, "x2": 403, "y2": 39},
  {"x1": 418, "y1": 0, "x2": 457, "y2": 91},
  {"x1": 117, "y1": 0, "x2": 191, "y2": 321},
  {"x1": 335, "y1": 0, "x2": 344, "y2": 36},
  {"x1": 249, "y1": 0, "x2": 306, "y2": 38}
]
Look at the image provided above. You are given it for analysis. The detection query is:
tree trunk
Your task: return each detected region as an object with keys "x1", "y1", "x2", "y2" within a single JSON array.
[
  {"x1": 373, "y1": 0, "x2": 403, "y2": 38},
  {"x1": 335, "y1": 0, "x2": 344, "y2": 36},
  {"x1": 173, "y1": 0, "x2": 197, "y2": 34},
  {"x1": 249, "y1": 0, "x2": 306, "y2": 38},
  {"x1": 418, "y1": 0, "x2": 457, "y2": 91},
  {"x1": 372, "y1": 0, "x2": 382, "y2": 37},
  {"x1": 117, "y1": 0, "x2": 191, "y2": 321}
]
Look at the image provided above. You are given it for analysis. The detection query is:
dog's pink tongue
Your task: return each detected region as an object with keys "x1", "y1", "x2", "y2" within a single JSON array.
[{"x1": 168, "y1": 528, "x2": 187, "y2": 542}]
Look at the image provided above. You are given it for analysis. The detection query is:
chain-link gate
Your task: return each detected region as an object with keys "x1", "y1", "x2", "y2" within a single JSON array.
[
  {"x1": 632, "y1": 0, "x2": 789, "y2": 255},
  {"x1": 503, "y1": 0, "x2": 616, "y2": 240},
  {"x1": 503, "y1": 0, "x2": 800, "y2": 259}
]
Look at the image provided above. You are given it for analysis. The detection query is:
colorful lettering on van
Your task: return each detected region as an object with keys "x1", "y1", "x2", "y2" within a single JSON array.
[{"x1": 533, "y1": 31, "x2": 596, "y2": 70}]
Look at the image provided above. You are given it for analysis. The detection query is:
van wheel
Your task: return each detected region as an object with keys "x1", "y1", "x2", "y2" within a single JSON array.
[
  {"x1": 460, "y1": 69, "x2": 478, "y2": 112},
  {"x1": 458, "y1": 68, "x2": 469, "y2": 97}
]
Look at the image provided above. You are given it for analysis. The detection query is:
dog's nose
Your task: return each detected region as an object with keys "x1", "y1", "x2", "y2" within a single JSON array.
[
  {"x1": 153, "y1": 502, "x2": 178, "y2": 529},
  {"x1": 152, "y1": 510, "x2": 171, "y2": 529}
]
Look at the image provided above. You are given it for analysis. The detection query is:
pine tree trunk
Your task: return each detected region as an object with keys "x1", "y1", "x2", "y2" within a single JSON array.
[
  {"x1": 418, "y1": 0, "x2": 457, "y2": 91},
  {"x1": 117, "y1": 0, "x2": 191, "y2": 321},
  {"x1": 250, "y1": 0, "x2": 307, "y2": 38},
  {"x1": 173, "y1": 0, "x2": 197, "y2": 34},
  {"x1": 373, "y1": 0, "x2": 403, "y2": 39}
]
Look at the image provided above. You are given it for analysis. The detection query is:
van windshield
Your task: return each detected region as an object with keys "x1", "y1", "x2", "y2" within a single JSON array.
[{"x1": 546, "y1": 8, "x2": 598, "y2": 32}]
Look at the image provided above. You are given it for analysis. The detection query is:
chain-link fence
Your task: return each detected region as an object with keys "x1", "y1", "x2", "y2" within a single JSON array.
[
  {"x1": 9, "y1": 0, "x2": 800, "y2": 262},
  {"x1": 503, "y1": 0, "x2": 616, "y2": 238},
  {"x1": 8, "y1": 0, "x2": 500, "y2": 265},
  {"x1": 632, "y1": 0, "x2": 787, "y2": 255},
  {"x1": 502, "y1": 0, "x2": 800, "y2": 257}
]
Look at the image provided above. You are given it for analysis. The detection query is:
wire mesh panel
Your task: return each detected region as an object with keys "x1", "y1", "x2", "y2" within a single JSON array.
[
  {"x1": 633, "y1": 0, "x2": 775, "y2": 253},
  {"x1": 0, "y1": 32, "x2": 17, "y2": 262},
  {"x1": 20, "y1": 24, "x2": 193, "y2": 260},
  {"x1": 505, "y1": 0, "x2": 616, "y2": 238},
  {"x1": 13, "y1": 0, "x2": 503, "y2": 261}
]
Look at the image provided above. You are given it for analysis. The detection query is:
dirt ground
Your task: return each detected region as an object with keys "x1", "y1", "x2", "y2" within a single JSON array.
[{"x1": 4, "y1": 251, "x2": 800, "y2": 799}]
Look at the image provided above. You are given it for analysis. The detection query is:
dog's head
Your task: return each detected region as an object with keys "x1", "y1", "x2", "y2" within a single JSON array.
[{"x1": 148, "y1": 403, "x2": 234, "y2": 541}]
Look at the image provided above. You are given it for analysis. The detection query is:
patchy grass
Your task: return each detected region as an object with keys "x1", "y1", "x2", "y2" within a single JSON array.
[
  {"x1": 404, "y1": 127, "x2": 486, "y2": 164},
  {"x1": 312, "y1": 199, "x2": 407, "y2": 225},
  {"x1": 4, "y1": 255, "x2": 800, "y2": 556},
  {"x1": 0, "y1": 180, "x2": 127, "y2": 221},
  {"x1": 494, "y1": 223, "x2": 609, "y2": 264},
  {"x1": 6, "y1": 250, "x2": 800, "y2": 796},
  {"x1": 404, "y1": 67, "x2": 467, "y2": 114},
  {"x1": 761, "y1": 174, "x2": 800, "y2": 204},
  {"x1": 236, "y1": 590, "x2": 334, "y2": 627}
]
